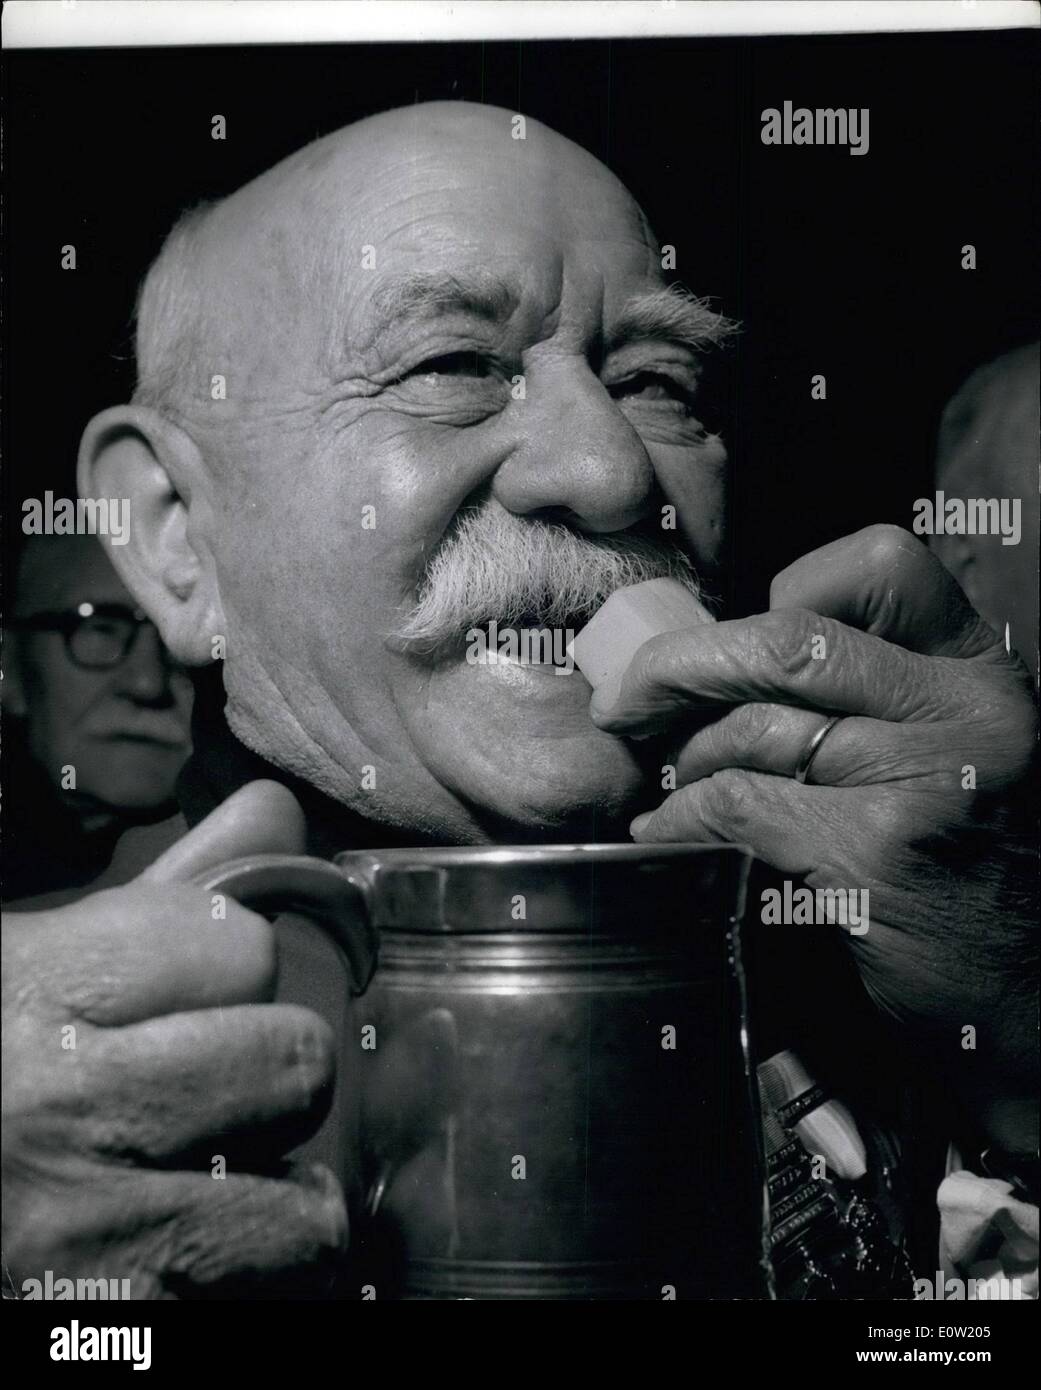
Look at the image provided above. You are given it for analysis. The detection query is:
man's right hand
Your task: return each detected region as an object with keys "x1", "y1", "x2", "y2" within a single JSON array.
[{"x1": 2, "y1": 783, "x2": 348, "y2": 1299}]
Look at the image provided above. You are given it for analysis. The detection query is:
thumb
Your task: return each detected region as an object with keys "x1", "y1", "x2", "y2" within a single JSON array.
[{"x1": 142, "y1": 780, "x2": 308, "y2": 884}]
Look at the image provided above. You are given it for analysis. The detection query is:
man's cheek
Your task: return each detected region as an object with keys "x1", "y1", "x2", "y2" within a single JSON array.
[{"x1": 650, "y1": 442, "x2": 729, "y2": 568}]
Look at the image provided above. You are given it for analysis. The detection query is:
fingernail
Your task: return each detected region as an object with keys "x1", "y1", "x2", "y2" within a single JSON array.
[{"x1": 630, "y1": 812, "x2": 653, "y2": 837}]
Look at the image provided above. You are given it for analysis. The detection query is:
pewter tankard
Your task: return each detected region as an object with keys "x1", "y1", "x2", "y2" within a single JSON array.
[{"x1": 198, "y1": 843, "x2": 772, "y2": 1300}]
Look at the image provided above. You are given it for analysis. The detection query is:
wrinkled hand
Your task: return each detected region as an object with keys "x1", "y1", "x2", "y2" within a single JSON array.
[
  {"x1": 2, "y1": 782, "x2": 347, "y2": 1299},
  {"x1": 593, "y1": 526, "x2": 1037, "y2": 1151}
]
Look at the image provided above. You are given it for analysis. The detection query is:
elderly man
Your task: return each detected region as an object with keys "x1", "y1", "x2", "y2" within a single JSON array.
[
  {"x1": 929, "y1": 342, "x2": 1040, "y2": 684},
  {"x1": 4, "y1": 535, "x2": 193, "y2": 902},
  {"x1": 3, "y1": 102, "x2": 1036, "y2": 1298}
]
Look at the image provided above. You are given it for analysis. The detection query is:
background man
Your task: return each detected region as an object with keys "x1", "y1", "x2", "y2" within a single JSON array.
[
  {"x1": 3, "y1": 102, "x2": 1036, "y2": 1296},
  {"x1": 929, "y1": 342, "x2": 1040, "y2": 683},
  {"x1": 3, "y1": 534, "x2": 193, "y2": 902}
]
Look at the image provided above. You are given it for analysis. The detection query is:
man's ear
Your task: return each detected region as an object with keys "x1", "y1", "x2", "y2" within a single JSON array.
[{"x1": 77, "y1": 405, "x2": 225, "y2": 666}]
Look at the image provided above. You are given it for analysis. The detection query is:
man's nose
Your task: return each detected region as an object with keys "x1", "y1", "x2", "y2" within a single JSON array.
[
  {"x1": 113, "y1": 626, "x2": 177, "y2": 704},
  {"x1": 490, "y1": 359, "x2": 657, "y2": 533}
]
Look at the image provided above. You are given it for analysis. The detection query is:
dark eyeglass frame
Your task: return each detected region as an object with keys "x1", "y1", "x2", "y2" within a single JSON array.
[{"x1": 11, "y1": 603, "x2": 168, "y2": 671}]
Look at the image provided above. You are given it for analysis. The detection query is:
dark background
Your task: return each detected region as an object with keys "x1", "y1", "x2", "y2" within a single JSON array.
[{"x1": 4, "y1": 30, "x2": 1038, "y2": 613}]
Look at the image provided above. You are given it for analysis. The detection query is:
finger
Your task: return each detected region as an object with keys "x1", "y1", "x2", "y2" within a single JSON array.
[
  {"x1": 629, "y1": 768, "x2": 855, "y2": 875},
  {"x1": 86, "y1": 1005, "x2": 335, "y2": 1166},
  {"x1": 769, "y1": 524, "x2": 1001, "y2": 659},
  {"x1": 672, "y1": 702, "x2": 950, "y2": 788},
  {"x1": 166, "y1": 1162, "x2": 348, "y2": 1297},
  {"x1": 143, "y1": 780, "x2": 307, "y2": 885},
  {"x1": 590, "y1": 607, "x2": 972, "y2": 732},
  {"x1": 30, "y1": 882, "x2": 278, "y2": 1025},
  {"x1": 112, "y1": 1162, "x2": 346, "y2": 1297}
]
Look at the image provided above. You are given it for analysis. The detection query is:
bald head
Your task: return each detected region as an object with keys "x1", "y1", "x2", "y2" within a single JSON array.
[
  {"x1": 134, "y1": 102, "x2": 678, "y2": 431},
  {"x1": 89, "y1": 99, "x2": 733, "y2": 838}
]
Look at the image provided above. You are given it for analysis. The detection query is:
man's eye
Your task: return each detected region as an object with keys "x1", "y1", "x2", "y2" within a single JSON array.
[
  {"x1": 83, "y1": 617, "x2": 128, "y2": 638},
  {"x1": 609, "y1": 371, "x2": 696, "y2": 408},
  {"x1": 401, "y1": 352, "x2": 495, "y2": 383}
]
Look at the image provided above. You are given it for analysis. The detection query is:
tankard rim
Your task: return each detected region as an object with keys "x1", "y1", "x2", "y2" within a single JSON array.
[{"x1": 335, "y1": 841, "x2": 753, "y2": 871}]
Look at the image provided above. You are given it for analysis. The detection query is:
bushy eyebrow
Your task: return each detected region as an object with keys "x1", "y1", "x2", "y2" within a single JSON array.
[
  {"x1": 363, "y1": 272, "x2": 738, "y2": 360},
  {"x1": 368, "y1": 270, "x2": 520, "y2": 337},
  {"x1": 605, "y1": 286, "x2": 739, "y2": 356}
]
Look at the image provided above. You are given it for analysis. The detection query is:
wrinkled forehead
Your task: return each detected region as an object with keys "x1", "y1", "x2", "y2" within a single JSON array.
[
  {"x1": 352, "y1": 256, "x2": 667, "y2": 366},
  {"x1": 193, "y1": 112, "x2": 669, "y2": 396},
  {"x1": 339, "y1": 154, "x2": 662, "y2": 344}
]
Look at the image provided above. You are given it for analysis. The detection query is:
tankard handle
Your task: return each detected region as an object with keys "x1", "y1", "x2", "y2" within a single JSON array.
[{"x1": 192, "y1": 853, "x2": 379, "y2": 996}]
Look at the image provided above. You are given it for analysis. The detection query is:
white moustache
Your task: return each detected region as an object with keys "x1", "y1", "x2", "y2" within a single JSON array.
[{"x1": 391, "y1": 504, "x2": 703, "y2": 655}]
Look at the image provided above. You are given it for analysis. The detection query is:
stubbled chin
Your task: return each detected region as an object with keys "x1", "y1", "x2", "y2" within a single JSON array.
[{"x1": 411, "y1": 652, "x2": 648, "y2": 831}]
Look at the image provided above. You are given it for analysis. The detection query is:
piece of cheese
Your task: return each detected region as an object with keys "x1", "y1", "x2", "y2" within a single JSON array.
[{"x1": 567, "y1": 578, "x2": 715, "y2": 693}]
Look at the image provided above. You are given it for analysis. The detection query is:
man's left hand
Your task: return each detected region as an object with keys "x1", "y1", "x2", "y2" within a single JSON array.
[{"x1": 591, "y1": 525, "x2": 1037, "y2": 1154}]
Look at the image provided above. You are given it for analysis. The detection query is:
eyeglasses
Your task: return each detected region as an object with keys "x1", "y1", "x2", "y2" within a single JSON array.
[{"x1": 12, "y1": 602, "x2": 172, "y2": 671}]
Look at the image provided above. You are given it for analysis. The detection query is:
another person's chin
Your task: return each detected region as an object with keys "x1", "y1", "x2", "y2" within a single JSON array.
[
  {"x1": 83, "y1": 761, "x2": 180, "y2": 811},
  {"x1": 412, "y1": 654, "x2": 647, "y2": 839}
]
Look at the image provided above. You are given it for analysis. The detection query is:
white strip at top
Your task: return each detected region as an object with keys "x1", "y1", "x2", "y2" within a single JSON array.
[{"x1": 3, "y1": 1, "x2": 1038, "y2": 52}]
